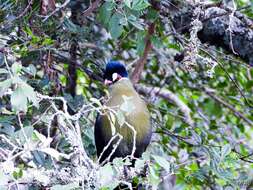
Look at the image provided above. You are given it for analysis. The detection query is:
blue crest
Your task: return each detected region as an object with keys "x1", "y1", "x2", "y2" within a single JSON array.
[{"x1": 104, "y1": 61, "x2": 128, "y2": 81}]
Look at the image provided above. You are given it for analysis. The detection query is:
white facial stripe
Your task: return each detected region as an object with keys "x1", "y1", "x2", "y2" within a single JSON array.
[{"x1": 112, "y1": 73, "x2": 118, "y2": 82}]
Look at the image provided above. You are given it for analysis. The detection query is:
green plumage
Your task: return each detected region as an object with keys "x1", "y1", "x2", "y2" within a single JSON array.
[{"x1": 95, "y1": 78, "x2": 151, "y2": 163}]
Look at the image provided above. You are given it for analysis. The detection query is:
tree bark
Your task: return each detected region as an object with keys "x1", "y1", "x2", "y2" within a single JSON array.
[{"x1": 172, "y1": 5, "x2": 253, "y2": 65}]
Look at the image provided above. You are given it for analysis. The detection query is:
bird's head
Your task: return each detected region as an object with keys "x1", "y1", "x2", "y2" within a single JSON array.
[{"x1": 104, "y1": 61, "x2": 128, "y2": 86}]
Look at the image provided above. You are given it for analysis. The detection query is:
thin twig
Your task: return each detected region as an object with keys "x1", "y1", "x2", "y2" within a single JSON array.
[
  {"x1": 101, "y1": 134, "x2": 123, "y2": 165},
  {"x1": 82, "y1": 0, "x2": 102, "y2": 17},
  {"x1": 42, "y1": 0, "x2": 70, "y2": 22},
  {"x1": 17, "y1": 113, "x2": 29, "y2": 143},
  {"x1": 16, "y1": 0, "x2": 33, "y2": 19},
  {"x1": 125, "y1": 122, "x2": 137, "y2": 159},
  {"x1": 200, "y1": 47, "x2": 253, "y2": 108},
  {"x1": 203, "y1": 87, "x2": 253, "y2": 127},
  {"x1": 31, "y1": 105, "x2": 52, "y2": 127},
  {"x1": 98, "y1": 133, "x2": 121, "y2": 163}
]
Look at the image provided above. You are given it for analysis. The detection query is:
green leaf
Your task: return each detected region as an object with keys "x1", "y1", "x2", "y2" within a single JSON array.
[
  {"x1": 21, "y1": 82, "x2": 38, "y2": 108},
  {"x1": 142, "y1": 151, "x2": 151, "y2": 161},
  {"x1": 124, "y1": 0, "x2": 132, "y2": 8},
  {"x1": 135, "y1": 158, "x2": 145, "y2": 170},
  {"x1": 11, "y1": 86, "x2": 28, "y2": 112},
  {"x1": 0, "y1": 115, "x2": 15, "y2": 135},
  {"x1": 115, "y1": 110, "x2": 125, "y2": 127},
  {"x1": 120, "y1": 95, "x2": 136, "y2": 115},
  {"x1": 204, "y1": 99, "x2": 222, "y2": 117},
  {"x1": 120, "y1": 16, "x2": 128, "y2": 26},
  {"x1": 151, "y1": 36, "x2": 162, "y2": 49},
  {"x1": 0, "y1": 79, "x2": 12, "y2": 97},
  {"x1": 132, "y1": 0, "x2": 150, "y2": 11},
  {"x1": 10, "y1": 82, "x2": 38, "y2": 112},
  {"x1": 31, "y1": 35, "x2": 40, "y2": 44},
  {"x1": 99, "y1": 164, "x2": 119, "y2": 189},
  {"x1": 167, "y1": 43, "x2": 181, "y2": 51},
  {"x1": 221, "y1": 144, "x2": 231, "y2": 160},
  {"x1": 112, "y1": 157, "x2": 125, "y2": 168},
  {"x1": 98, "y1": 2, "x2": 114, "y2": 26},
  {"x1": 148, "y1": 165, "x2": 160, "y2": 187},
  {"x1": 42, "y1": 37, "x2": 54, "y2": 46},
  {"x1": 23, "y1": 64, "x2": 36, "y2": 76},
  {"x1": 0, "y1": 171, "x2": 9, "y2": 186},
  {"x1": 136, "y1": 31, "x2": 146, "y2": 55},
  {"x1": 33, "y1": 130, "x2": 47, "y2": 142},
  {"x1": 152, "y1": 155, "x2": 171, "y2": 172},
  {"x1": 147, "y1": 8, "x2": 158, "y2": 21},
  {"x1": 13, "y1": 126, "x2": 34, "y2": 144},
  {"x1": 24, "y1": 26, "x2": 33, "y2": 36},
  {"x1": 62, "y1": 18, "x2": 79, "y2": 33},
  {"x1": 128, "y1": 15, "x2": 144, "y2": 30},
  {"x1": 0, "y1": 68, "x2": 8, "y2": 74},
  {"x1": 13, "y1": 168, "x2": 23, "y2": 180},
  {"x1": 11, "y1": 62, "x2": 22, "y2": 75},
  {"x1": 109, "y1": 13, "x2": 124, "y2": 39},
  {"x1": 12, "y1": 76, "x2": 23, "y2": 84}
]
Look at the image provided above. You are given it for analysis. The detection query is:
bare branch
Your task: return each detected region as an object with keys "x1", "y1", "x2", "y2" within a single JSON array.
[
  {"x1": 131, "y1": 23, "x2": 155, "y2": 84},
  {"x1": 172, "y1": 3, "x2": 253, "y2": 65},
  {"x1": 135, "y1": 84, "x2": 193, "y2": 126}
]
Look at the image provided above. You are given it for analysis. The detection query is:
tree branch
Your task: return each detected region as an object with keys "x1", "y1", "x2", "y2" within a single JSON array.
[
  {"x1": 66, "y1": 41, "x2": 78, "y2": 97},
  {"x1": 16, "y1": 0, "x2": 34, "y2": 19},
  {"x1": 172, "y1": 4, "x2": 253, "y2": 65},
  {"x1": 135, "y1": 84, "x2": 193, "y2": 126},
  {"x1": 82, "y1": 0, "x2": 102, "y2": 17},
  {"x1": 130, "y1": 22, "x2": 155, "y2": 84},
  {"x1": 203, "y1": 87, "x2": 253, "y2": 127},
  {"x1": 42, "y1": 0, "x2": 70, "y2": 22}
]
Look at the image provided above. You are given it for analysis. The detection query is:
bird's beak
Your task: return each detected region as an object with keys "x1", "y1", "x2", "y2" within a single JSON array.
[
  {"x1": 104, "y1": 79, "x2": 112, "y2": 86},
  {"x1": 104, "y1": 73, "x2": 122, "y2": 86}
]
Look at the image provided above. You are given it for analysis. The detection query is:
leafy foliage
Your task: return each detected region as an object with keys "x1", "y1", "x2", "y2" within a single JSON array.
[{"x1": 0, "y1": 0, "x2": 253, "y2": 189}]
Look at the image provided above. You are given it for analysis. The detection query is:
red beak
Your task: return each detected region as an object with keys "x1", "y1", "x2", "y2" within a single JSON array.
[
  {"x1": 104, "y1": 79, "x2": 112, "y2": 86},
  {"x1": 104, "y1": 74, "x2": 122, "y2": 86}
]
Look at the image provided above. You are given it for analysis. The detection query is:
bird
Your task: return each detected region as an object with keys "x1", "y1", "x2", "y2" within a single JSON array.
[{"x1": 95, "y1": 61, "x2": 152, "y2": 164}]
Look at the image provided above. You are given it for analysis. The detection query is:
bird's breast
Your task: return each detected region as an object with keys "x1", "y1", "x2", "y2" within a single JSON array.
[{"x1": 102, "y1": 83, "x2": 151, "y2": 144}]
